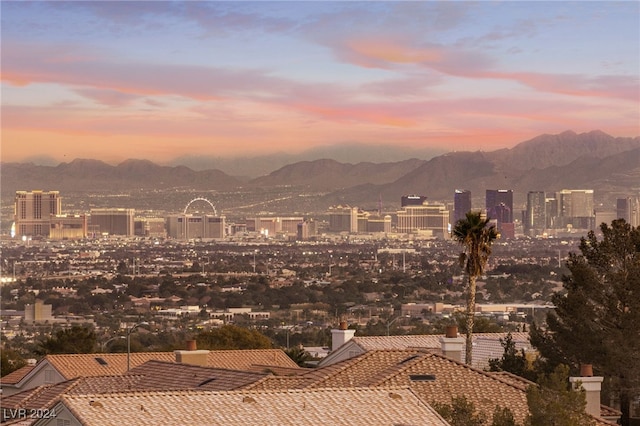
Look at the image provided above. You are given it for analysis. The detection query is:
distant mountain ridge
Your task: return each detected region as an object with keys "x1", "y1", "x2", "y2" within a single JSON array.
[
  {"x1": 2, "y1": 131, "x2": 639, "y2": 211},
  {"x1": 0, "y1": 159, "x2": 241, "y2": 195}
]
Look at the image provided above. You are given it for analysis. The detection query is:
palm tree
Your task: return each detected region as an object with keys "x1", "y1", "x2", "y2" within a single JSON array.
[{"x1": 452, "y1": 211, "x2": 498, "y2": 365}]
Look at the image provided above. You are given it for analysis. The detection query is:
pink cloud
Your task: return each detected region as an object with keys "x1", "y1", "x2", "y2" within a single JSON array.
[{"x1": 323, "y1": 36, "x2": 638, "y2": 102}]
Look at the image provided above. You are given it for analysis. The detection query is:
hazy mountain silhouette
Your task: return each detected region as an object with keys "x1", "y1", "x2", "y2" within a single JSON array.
[
  {"x1": 167, "y1": 143, "x2": 446, "y2": 177},
  {"x1": 248, "y1": 158, "x2": 425, "y2": 190},
  {"x1": 0, "y1": 158, "x2": 241, "y2": 196},
  {"x1": 2, "y1": 131, "x2": 638, "y2": 210}
]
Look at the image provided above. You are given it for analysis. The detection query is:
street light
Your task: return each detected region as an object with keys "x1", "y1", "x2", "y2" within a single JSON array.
[
  {"x1": 127, "y1": 321, "x2": 148, "y2": 371},
  {"x1": 101, "y1": 336, "x2": 125, "y2": 352},
  {"x1": 386, "y1": 315, "x2": 409, "y2": 336}
]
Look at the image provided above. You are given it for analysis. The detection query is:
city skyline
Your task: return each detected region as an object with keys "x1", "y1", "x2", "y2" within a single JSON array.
[{"x1": 2, "y1": 1, "x2": 639, "y2": 165}]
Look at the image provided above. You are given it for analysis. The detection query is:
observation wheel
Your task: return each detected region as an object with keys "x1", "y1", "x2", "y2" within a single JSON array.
[{"x1": 184, "y1": 198, "x2": 217, "y2": 216}]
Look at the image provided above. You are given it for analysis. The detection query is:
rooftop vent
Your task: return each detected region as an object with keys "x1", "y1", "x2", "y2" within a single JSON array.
[
  {"x1": 398, "y1": 355, "x2": 420, "y2": 364},
  {"x1": 409, "y1": 374, "x2": 436, "y2": 382},
  {"x1": 95, "y1": 357, "x2": 108, "y2": 366},
  {"x1": 198, "y1": 377, "x2": 217, "y2": 387}
]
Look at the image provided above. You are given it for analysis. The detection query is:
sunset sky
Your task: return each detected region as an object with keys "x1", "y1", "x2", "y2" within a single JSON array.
[{"x1": 2, "y1": 1, "x2": 638, "y2": 165}]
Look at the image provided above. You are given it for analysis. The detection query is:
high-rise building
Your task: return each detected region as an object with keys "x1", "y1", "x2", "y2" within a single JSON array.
[
  {"x1": 366, "y1": 214, "x2": 392, "y2": 233},
  {"x1": 453, "y1": 190, "x2": 471, "y2": 223},
  {"x1": 525, "y1": 191, "x2": 546, "y2": 236},
  {"x1": 486, "y1": 189, "x2": 513, "y2": 229},
  {"x1": 90, "y1": 208, "x2": 135, "y2": 236},
  {"x1": 166, "y1": 214, "x2": 225, "y2": 239},
  {"x1": 49, "y1": 214, "x2": 87, "y2": 240},
  {"x1": 401, "y1": 195, "x2": 428, "y2": 207},
  {"x1": 545, "y1": 196, "x2": 558, "y2": 229},
  {"x1": 297, "y1": 219, "x2": 317, "y2": 240},
  {"x1": 134, "y1": 217, "x2": 166, "y2": 238},
  {"x1": 485, "y1": 189, "x2": 513, "y2": 223},
  {"x1": 396, "y1": 203, "x2": 450, "y2": 239},
  {"x1": 245, "y1": 216, "x2": 304, "y2": 237},
  {"x1": 328, "y1": 206, "x2": 359, "y2": 233},
  {"x1": 557, "y1": 189, "x2": 595, "y2": 230},
  {"x1": 14, "y1": 190, "x2": 62, "y2": 237},
  {"x1": 617, "y1": 197, "x2": 632, "y2": 223}
]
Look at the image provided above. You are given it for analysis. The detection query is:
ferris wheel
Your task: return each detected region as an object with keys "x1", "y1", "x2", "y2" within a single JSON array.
[{"x1": 183, "y1": 198, "x2": 217, "y2": 216}]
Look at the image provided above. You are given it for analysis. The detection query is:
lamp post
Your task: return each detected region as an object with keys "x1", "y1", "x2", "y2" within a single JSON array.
[
  {"x1": 126, "y1": 321, "x2": 148, "y2": 371},
  {"x1": 101, "y1": 336, "x2": 125, "y2": 352},
  {"x1": 386, "y1": 315, "x2": 409, "y2": 336}
]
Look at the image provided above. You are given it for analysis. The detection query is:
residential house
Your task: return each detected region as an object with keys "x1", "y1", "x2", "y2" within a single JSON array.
[
  {"x1": 322, "y1": 329, "x2": 532, "y2": 370},
  {"x1": 1, "y1": 348, "x2": 299, "y2": 396},
  {"x1": 34, "y1": 387, "x2": 450, "y2": 426}
]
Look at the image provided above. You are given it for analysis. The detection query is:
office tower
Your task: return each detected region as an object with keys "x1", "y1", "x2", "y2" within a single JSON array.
[
  {"x1": 525, "y1": 191, "x2": 546, "y2": 236},
  {"x1": 401, "y1": 195, "x2": 428, "y2": 207},
  {"x1": 14, "y1": 190, "x2": 62, "y2": 237},
  {"x1": 557, "y1": 189, "x2": 595, "y2": 230},
  {"x1": 89, "y1": 208, "x2": 135, "y2": 236},
  {"x1": 545, "y1": 196, "x2": 558, "y2": 229},
  {"x1": 396, "y1": 202, "x2": 450, "y2": 239},
  {"x1": 453, "y1": 190, "x2": 472, "y2": 223},
  {"x1": 486, "y1": 189, "x2": 513, "y2": 229},
  {"x1": 617, "y1": 198, "x2": 632, "y2": 222}
]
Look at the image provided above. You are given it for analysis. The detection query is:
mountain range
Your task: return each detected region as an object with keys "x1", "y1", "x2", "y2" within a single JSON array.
[{"x1": 2, "y1": 130, "x2": 639, "y2": 210}]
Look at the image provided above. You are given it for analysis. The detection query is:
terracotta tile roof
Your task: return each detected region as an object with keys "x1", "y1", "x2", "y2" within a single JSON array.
[
  {"x1": 126, "y1": 360, "x2": 268, "y2": 391},
  {"x1": 253, "y1": 349, "x2": 617, "y2": 426},
  {"x1": 360, "y1": 351, "x2": 532, "y2": 425},
  {"x1": 65, "y1": 375, "x2": 145, "y2": 395},
  {"x1": 303, "y1": 349, "x2": 427, "y2": 389},
  {"x1": 485, "y1": 371, "x2": 534, "y2": 390},
  {"x1": 241, "y1": 375, "x2": 313, "y2": 391},
  {"x1": 1, "y1": 376, "x2": 145, "y2": 413},
  {"x1": 58, "y1": 387, "x2": 450, "y2": 426},
  {"x1": 44, "y1": 352, "x2": 176, "y2": 379},
  {"x1": 1, "y1": 366, "x2": 35, "y2": 385},
  {"x1": 42, "y1": 349, "x2": 299, "y2": 380},
  {"x1": 347, "y1": 332, "x2": 531, "y2": 370},
  {"x1": 1, "y1": 380, "x2": 79, "y2": 412},
  {"x1": 206, "y1": 349, "x2": 300, "y2": 370},
  {"x1": 244, "y1": 364, "x2": 308, "y2": 376}
]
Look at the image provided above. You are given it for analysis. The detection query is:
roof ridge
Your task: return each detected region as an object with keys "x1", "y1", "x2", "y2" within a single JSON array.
[
  {"x1": 364, "y1": 352, "x2": 432, "y2": 387},
  {"x1": 427, "y1": 351, "x2": 539, "y2": 392},
  {"x1": 63, "y1": 386, "x2": 418, "y2": 399}
]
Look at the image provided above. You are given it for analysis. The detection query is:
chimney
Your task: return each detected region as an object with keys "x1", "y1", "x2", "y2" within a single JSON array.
[
  {"x1": 174, "y1": 340, "x2": 209, "y2": 367},
  {"x1": 439, "y1": 325, "x2": 465, "y2": 363},
  {"x1": 569, "y1": 364, "x2": 603, "y2": 418},
  {"x1": 331, "y1": 321, "x2": 355, "y2": 351}
]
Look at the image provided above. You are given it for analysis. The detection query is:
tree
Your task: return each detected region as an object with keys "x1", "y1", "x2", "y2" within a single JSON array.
[
  {"x1": 35, "y1": 326, "x2": 97, "y2": 355},
  {"x1": 432, "y1": 395, "x2": 487, "y2": 426},
  {"x1": 452, "y1": 211, "x2": 498, "y2": 365},
  {"x1": 1, "y1": 348, "x2": 27, "y2": 376},
  {"x1": 284, "y1": 345, "x2": 312, "y2": 367},
  {"x1": 491, "y1": 406, "x2": 518, "y2": 426},
  {"x1": 196, "y1": 325, "x2": 273, "y2": 350},
  {"x1": 525, "y1": 364, "x2": 594, "y2": 426},
  {"x1": 530, "y1": 220, "x2": 640, "y2": 426},
  {"x1": 488, "y1": 332, "x2": 536, "y2": 382}
]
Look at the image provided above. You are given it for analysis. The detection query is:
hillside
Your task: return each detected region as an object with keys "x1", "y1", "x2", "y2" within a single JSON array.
[
  {"x1": 0, "y1": 159, "x2": 241, "y2": 196},
  {"x1": 2, "y1": 131, "x2": 639, "y2": 213}
]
